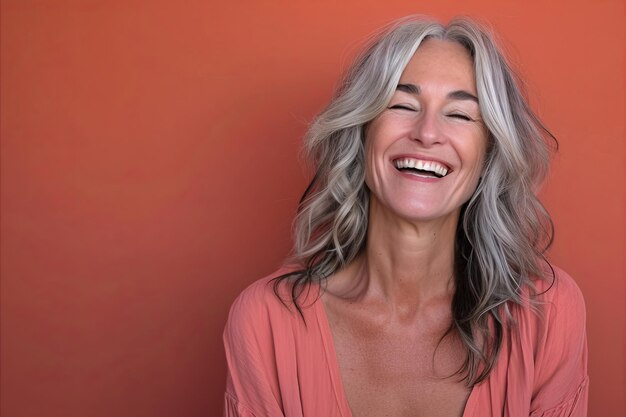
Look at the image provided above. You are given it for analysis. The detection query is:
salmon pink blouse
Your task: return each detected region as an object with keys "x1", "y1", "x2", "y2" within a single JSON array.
[{"x1": 223, "y1": 266, "x2": 588, "y2": 416}]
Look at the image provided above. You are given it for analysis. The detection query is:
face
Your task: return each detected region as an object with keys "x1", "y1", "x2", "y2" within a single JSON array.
[{"x1": 364, "y1": 39, "x2": 489, "y2": 224}]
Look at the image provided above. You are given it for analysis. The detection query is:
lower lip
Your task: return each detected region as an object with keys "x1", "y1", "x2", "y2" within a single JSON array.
[{"x1": 395, "y1": 168, "x2": 446, "y2": 183}]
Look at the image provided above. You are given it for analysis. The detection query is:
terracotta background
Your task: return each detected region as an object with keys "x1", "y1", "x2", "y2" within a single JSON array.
[{"x1": 1, "y1": 1, "x2": 624, "y2": 416}]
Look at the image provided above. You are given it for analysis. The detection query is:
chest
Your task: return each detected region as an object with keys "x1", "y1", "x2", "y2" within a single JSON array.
[{"x1": 323, "y1": 298, "x2": 471, "y2": 417}]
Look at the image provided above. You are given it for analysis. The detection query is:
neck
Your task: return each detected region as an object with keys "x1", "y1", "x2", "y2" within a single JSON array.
[{"x1": 336, "y1": 198, "x2": 460, "y2": 311}]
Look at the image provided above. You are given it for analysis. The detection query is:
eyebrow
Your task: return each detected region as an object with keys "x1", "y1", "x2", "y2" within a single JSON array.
[{"x1": 396, "y1": 83, "x2": 479, "y2": 103}]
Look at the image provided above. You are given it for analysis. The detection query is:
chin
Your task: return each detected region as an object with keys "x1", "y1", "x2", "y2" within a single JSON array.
[
  {"x1": 393, "y1": 206, "x2": 458, "y2": 224},
  {"x1": 370, "y1": 194, "x2": 462, "y2": 224}
]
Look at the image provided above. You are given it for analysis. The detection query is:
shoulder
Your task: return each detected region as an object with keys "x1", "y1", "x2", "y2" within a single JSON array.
[
  {"x1": 512, "y1": 265, "x2": 586, "y2": 341},
  {"x1": 515, "y1": 265, "x2": 589, "y2": 412},
  {"x1": 223, "y1": 268, "x2": 302, "y2": 375},
  {"x1": 530, "y1": 264, "x2": 586, "y2": 326},
  {"x1": 224, "y1": 267, "x2": 320, "y2": 336},
  {"x1": 222, "y1": 269, "x2": 305, "y2": 414},
  {"x1": 226, "y1": 268, "x2": 295, "y2": 329},
  {"x1": 515, "y1": 264, "x2": 587, "y2": 342},
  {"x1": 537, "y1": 264, "x2": 584, "y2": 302},
  {"x1": 527, "y1": 265, "x2": 587, "y2": 365}
]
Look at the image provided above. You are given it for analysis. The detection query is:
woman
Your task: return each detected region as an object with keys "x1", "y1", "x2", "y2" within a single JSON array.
[{"x1": 223, "y1": 16, "x2": 588, "y2": 417}]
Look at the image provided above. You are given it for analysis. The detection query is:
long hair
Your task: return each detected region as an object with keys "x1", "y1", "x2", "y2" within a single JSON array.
[{"x1": 273, "y1": 15, "x2": 556, "y2": 385}]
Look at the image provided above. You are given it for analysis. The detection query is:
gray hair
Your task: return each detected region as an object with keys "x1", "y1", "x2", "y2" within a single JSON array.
[{"x1": 274, "y1": 15, "x2": 556, "y2": 385}]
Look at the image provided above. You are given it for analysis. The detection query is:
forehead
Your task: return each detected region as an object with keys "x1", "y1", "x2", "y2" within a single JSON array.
[{"x1": 399, "y1": 39, "x2": 476, "y2": 91}]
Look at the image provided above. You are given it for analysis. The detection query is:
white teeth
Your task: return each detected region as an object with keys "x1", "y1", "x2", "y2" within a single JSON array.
[{"x1": 393, "y1": 158, "x2": 449, "y2": 177}]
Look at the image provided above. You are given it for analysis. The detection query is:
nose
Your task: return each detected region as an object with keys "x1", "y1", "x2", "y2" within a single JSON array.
[{"x1": 410, "y1": 110, "x2": 443, "y2": 146}]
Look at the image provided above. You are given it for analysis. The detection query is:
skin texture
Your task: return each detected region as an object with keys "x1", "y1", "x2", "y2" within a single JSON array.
[{"x1": 321, "y1": 39, "x2": 489, "y2": 417}]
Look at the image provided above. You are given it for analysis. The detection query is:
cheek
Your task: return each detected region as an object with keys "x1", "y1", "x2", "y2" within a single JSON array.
[
  {"x1": 466, "y1": 131, "x2": 489, "y2": 173},
  {"x1": 363, "y1": 123, "x2": 387, "y2": 185},
  {"x1": 364, "y1": 140, "x2": 383, "y2": 191},
  {"x1": 456, "y1": 133, "x2": 489, "y2": 194}
]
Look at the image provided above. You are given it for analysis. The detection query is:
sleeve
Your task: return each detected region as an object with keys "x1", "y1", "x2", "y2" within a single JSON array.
[
  {"x1": 223, "y1": 280, "x2": 285, "y2": 417},
  {"x1": 529, "y1": 267, "x2": 589, "y2": 417},
  {"x1": 224, "y1": 392, "x2": 258, "y2": 417}
]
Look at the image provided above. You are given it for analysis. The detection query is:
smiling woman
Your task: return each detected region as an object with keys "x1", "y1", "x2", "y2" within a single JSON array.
[
  {"x1": 365, "y1": 39, "x2": 488, "y2": 223},
  {"x1": 222, "y1": 15, "x2": 588, "y2": 417}
]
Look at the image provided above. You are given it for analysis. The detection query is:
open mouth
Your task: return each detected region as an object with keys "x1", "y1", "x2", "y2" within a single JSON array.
[{"x1": 393, "y1": 157, "x2": 451, "y2": 178}]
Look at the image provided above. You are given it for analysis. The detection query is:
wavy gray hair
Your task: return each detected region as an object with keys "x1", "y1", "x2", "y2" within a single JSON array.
[{"x1": 273, "y1": 15, "x2": 556, "y2": 385}]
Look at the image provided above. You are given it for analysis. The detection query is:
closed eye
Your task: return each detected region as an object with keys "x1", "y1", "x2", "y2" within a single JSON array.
[
  {"x1": 389, "y1": 104, "x2": 416, "y2": 111},
  {"x1": 448, "y1": 113, "x2": 473, "y2": 121}
]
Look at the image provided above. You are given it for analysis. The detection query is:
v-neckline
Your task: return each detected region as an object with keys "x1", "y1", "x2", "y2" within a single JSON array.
[{"x1": 313, "y1": 286, "x2": 478, "y2": 417}]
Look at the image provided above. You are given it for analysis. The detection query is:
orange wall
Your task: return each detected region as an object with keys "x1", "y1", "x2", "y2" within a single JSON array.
[{"x1": 1, "y1": 1, "x2": 624, "y2": 416}]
